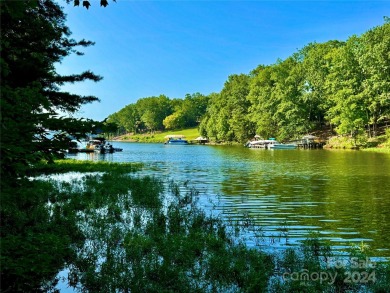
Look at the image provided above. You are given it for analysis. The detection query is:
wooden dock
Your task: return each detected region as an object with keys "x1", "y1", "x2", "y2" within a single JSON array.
[{"x1": 297, "y1": 141, "x2": 325, "y2": 149}]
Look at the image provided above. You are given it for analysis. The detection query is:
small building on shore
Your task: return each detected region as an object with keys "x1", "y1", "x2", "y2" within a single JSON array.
[{"x1": 192, "y1": 136, "x2": 209, "y2": 144}]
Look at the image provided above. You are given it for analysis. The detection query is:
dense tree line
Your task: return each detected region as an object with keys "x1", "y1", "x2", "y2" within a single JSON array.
[
  {"x1": 107, "y1": 93, "x2": 209, "y2": 134},
  {"x1": 201, "y1": 20, "x2": 389, "y2": 142},
  {"x1": 199, "y1": 74, "x2": 254, "y2": 142},
  {"x1": 110, "y1": 20, "x2": 389, "y2": 143}
]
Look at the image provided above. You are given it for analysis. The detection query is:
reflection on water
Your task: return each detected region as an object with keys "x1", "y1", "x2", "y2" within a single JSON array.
[{"x1": 69, "y1": 142, "x2": 390, "y2": 258}]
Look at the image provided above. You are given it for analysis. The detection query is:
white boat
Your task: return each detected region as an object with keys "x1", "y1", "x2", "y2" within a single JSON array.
[
  {"x1": 86, "y1": 138, "x2": 123, "y2": 153},
  {"x1": 268, "y1": 142, "x2": 297, "y2": 149},
  {"x1": 246, "y1": 139, "x2": 275, "y2": 149},
  {"x1": 247, "y1": 137, "x2": 296, "y2": 149}
]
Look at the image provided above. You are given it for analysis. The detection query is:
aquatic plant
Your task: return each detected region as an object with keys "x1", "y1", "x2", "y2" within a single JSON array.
[{"x1": 2, "y1": 160, "x2": 389, "y2": 292}]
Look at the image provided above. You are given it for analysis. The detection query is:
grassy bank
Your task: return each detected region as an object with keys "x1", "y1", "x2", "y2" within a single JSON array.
[
  {"x1": 325, "y1": 131, "x2": 390, "y2": 153},
  {"x1": 361, "y1": 147, "x2": 390, "y2": 153},
  {"x1": 2, "y1": 159, "x2": 390, "y2": 292},
  {"x1": 115, "y1": 127, "x2": 200, "y2": 143},
  {"x1": 115, "y1": 127, "x2": 390, "y2": 152}
]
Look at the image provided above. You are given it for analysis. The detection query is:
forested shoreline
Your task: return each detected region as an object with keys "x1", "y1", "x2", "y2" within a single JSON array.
[
  {"x1": 108, "y1": 93, "x2": 209, "y2": 134},
  {"x1": 108, "y1": 20, "x2": 389, "y2": 144},
  {"x1": 1, "y1": 1, "x2": 390, "y2": 291}
]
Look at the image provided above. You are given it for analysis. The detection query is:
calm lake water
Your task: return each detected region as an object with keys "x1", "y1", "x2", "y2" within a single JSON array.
[{"x1": 68, "y1": 142, "x2": 390, "y2": 259}]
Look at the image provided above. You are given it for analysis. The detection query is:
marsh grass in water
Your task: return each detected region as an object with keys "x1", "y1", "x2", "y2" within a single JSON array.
[
  {"x1": 58, "y1": 173, "x2": 274, "y2": 292},
  {"x1": 2, "y1": 160, "x2": 390, "y2": 292}
]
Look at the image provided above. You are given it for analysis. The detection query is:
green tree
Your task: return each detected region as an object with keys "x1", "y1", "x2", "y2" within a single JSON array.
[
  {"x1": 248, "y1": 57, "x2": 310, "y2": 141},
  {"x1": 108, "y1": 93, "x2": 208, "y2": 133},
  {"x1": 106, "y1": 112, "x2": 125, "y2": 134},
  {"x1": 356, "y1": 22, "x2": 390, "y2": 136},
  {"x1": 182, "y1": 93, "x2": 209, "y2": 127},
  {"x1": 108, "y1": 103, "x2": 141, "y2": 134},
  {"x1": 273, "y1": 56, "x2": 310, "y2": 140},
  {"x1": 301, "y1": 41, "x2": 345, "y2": 129},
  {"x1": 136, "y1": 95, "x2": 172, "y2": 132},
  {"x1": 324, "y1": 22, "x2": 390, "y2": 137},
  {"x1": 1, "y1": 0, "x2": 104, "y2": 291},
  {"x1": 165, "y1": 93, "x2": 209, "y2": 129},
  {"x1": 163, "y1": 111, "x2": 186, "y2": 129},
  {"x1": 325, "y1": 36, "x2": 368, "y2": 135},
  {"x1": 1, "y1": 0, "x2": 103, "y2": 179},
  {"x1": 247, "y1": 65, "x2": 279, "y2": 139},
  {"x1": 224, "y1": 74, "x2": 254, "y2": 142},
  {"x1": 200, "y1": 75, "x2": 253, "y2": 142},
  {"x1": 199, "y1": 93, "x2": 220, "y2": 139}
]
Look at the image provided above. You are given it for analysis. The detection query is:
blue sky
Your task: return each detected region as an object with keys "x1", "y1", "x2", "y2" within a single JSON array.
[{"x1": 57, "y1": 1, "x2": 388, "y2": 121}]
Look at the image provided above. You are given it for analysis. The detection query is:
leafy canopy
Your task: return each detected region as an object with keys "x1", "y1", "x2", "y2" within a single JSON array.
[{"x1": 1, "y1": 0, "x2": 104, "y2": 179}]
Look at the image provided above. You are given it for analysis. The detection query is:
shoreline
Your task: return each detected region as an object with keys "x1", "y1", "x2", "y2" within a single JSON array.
[
  {"x1": 112, "y1": 138, "x2": 390, "y2": 152},
  {"x1": 110, "y1": 128, "x2": 390, "y2": 153}
]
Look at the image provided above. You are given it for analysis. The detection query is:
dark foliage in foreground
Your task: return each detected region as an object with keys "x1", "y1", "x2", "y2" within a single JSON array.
[
  {"x1": 1, "y1": 162, "x2": 275, "y2": 292},
  {"x1": 2, "y1": 161, "x2": 389, "y2": 292},
  {"x1": 1, "y1": 0, "x2": 103, "y2": 180}
]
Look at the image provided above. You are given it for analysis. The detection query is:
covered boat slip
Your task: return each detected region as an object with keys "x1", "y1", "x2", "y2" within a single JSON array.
[
  {"x1": 246, "y1": 137, "x2": 297, "y2": 149},
  {"x1": 246, "y1": 134, "x2": 326, "y2": 150},
  {"x1": 164, "y1": 135, "x2": 189, "y2": 145},
  {"x1": 246, "y1": 139, "x2": 278, "y2": 149}
]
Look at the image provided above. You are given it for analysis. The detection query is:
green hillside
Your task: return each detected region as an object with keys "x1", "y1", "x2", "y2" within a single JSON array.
[{"x1": 114, "y1": 128, "x2": 200, "y2": 143}]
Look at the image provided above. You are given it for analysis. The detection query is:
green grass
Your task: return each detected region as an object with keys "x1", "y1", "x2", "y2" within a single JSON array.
[
  {"x1": 119, "y1": 127, "x2": 200, "y2": 143},
  {"x1": 361, "y1": 147, "x2": 390, "y2": 154},
  {"x1": 363, "y1": 133, "x2": 390, "y2": 150},
  {"x1": 325, "y1": 136, "x2": 360, "y2": 149},
  {"x1": 325, "y1": 134, "x2": 390, "y2": 153}
]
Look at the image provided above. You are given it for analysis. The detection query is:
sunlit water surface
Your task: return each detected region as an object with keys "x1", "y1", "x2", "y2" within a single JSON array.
[{"x1": 67, "y1": 142, "x2": 390, "y2": 259}]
